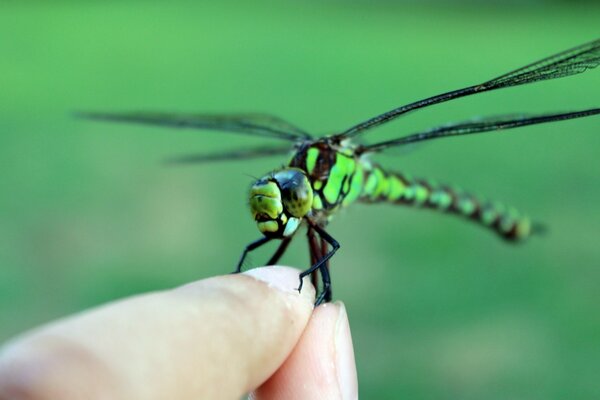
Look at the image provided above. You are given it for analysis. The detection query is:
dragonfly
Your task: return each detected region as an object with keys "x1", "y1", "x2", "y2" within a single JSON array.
[{"x1": 80, "y1": 39, "x2": 600, "y2": 306}]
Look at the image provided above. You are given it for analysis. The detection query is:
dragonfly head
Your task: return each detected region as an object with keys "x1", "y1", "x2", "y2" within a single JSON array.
[{"x1": 249, "y1": 168, "x2": 313, "y2": 238}]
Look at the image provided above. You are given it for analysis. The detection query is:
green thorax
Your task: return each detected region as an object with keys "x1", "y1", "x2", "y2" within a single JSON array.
[{"x1": 288, "y1": 140, "x2": 367, "y2": 221}]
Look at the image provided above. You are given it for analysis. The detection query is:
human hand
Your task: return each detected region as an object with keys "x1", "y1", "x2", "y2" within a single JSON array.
[{"x1": 0, "y1": 266, "x2": 358, "y2": 400}]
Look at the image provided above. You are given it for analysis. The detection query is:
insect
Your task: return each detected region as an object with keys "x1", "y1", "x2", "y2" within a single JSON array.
[{"x1": 81, "y1": 39, "x2": 600, "y2": 305}]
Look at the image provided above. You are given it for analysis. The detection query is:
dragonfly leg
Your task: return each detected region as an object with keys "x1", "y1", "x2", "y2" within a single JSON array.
[
  {"x1": 307, "y1": 226, "x2": 325, "y2": 301},
  {"x1": 315, "y1": 235, "x2": 332, "y2": 306},
  {"x1": 315, "y1": 264, "x2": 332, "y2": 306},
  {"x1": 297, "y1": 224, "x2": 340, "y2": 295},
  {"x1": 234, "y1": 236, "x2": 271, "y2": 273},
  {"x1": 266, "y1": 237, "x2": 292, "y2": 265}
]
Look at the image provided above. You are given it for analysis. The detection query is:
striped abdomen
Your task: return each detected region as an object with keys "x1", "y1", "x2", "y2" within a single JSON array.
[{"x1": 360, "y1": 165, "x2": 534, "y2": 241}]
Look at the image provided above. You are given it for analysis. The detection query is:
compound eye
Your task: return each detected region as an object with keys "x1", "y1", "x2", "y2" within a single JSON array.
[{"x1": 280, "y1": 172, "x2": 313, "y2": 218}]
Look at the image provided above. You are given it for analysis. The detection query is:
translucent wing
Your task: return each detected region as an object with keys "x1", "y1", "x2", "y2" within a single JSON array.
[
  {"x1": 77, "y1": 111, "x2": 311, "y2": 141},
  {"x1": 484, "y1": 40, "x2": 600, "y2": 89},
  {"x1": 164, "y1": 145, "x2": 293, "y2": 164},
  {"x1": 337, "y1": 39, "x2": 600, "y2": 139},
  {"x1": 361, "y1": 108, "x2": 600, "y2": 153}
]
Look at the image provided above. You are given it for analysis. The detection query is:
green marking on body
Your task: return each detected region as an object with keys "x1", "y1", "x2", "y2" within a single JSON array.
[
  {"x1": 458, "y1": 196, "x2": 476, "y2": 215},
  {"x1": 342, "y1": 177, "x2": 350, "y2": 193},
  {"x1": 322, "y1": 153, "x2": 355, "y2": 205},
  {"x1": 323, "y1": 163, "x2": 343, "y2": 204},
  {"x1": 342, "y1": 154, "x2": 356, "y2": 174},
  {"x1": 387, "y1": 175, "x2": 406, "y2": 201},
  {"x1": 431, "y1": 190, "x2": 452, "y2": 210},
  {"x1": 402, "y1": 186, "x2": 415, "y2": 202},
  {"x1": 413, "y1": 184, "x2": 429, "y2": 205},
  {"x1": 343, "y1": 164, "x2": 363, "y2": 206},
  {"x1": 481, "y1": 204, "x2": 498, "y2": 225},
  {"x1": 306, "y1": 148, "x2": 319, "y2": 174},
  {"x1": 371, "y1": 168, "x2": 388, "y2": 198},
  {"x1": 312, "y1": 193, "x2": 323, "y2": 210},
  {"x1": 363, "y1": 170, "x2": 377, "y2": 196},
  {"x1": 313, "y1": 180, "x2": 323, "y2": 190}
]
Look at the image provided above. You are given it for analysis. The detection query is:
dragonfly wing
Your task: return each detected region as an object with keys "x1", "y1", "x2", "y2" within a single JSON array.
[
  {"x1": 337, "y1": 39, "x2": 600, "y2": 139},
  {"x1": 165, "y1": 145, "x2": 293, "y2": 164},
  {"x1": 483, "y1": 39, "x2": 600, "y2": 90},
  {"x1": 76, "y1": 111, "x2": 311, "y2": 141},
  {"x1": 362, "y1": 108, "x2": 600, "y2": 152}
]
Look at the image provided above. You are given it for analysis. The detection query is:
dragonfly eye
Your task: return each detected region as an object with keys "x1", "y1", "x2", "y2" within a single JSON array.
[{"x1": 276, "y1": 169, "x2": 313, "y2": 218}]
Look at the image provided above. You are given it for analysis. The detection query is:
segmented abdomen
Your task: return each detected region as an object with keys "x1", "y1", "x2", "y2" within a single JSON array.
[{"x1": 360, "y1": 164, "x2": 533, "y2": 241}]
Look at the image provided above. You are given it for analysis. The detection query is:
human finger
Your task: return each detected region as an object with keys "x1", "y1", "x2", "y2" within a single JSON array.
[
  {"x1": 251, "y1": 301, "x2": 358, "y2": 400},
  {"x1": 0, "y1": 266, "x2": 316, "y2": 400}
]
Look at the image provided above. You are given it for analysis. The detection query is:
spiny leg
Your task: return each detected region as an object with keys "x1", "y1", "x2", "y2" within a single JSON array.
[
  {"x1": 309, "y1": 227, "x2": 332, "y2": 306},
  {"x1": 266, "y1": 237, "x2": 292, "y2": 266},
  {"x1": 234, "y1": 236, "x2": 271, "y2": 273},
  {"x1": 315, "y1": 264, "x2": 332, "y2": 306},
  {"x1": 315, "y1": 235, "x2": 332, "y2": 306},
  {"x1": 307, "y1": 226, "x2": 329, "y2": 303},
  {"x1": 297, "y1": 223, "x2": 340, "y2": 294}
]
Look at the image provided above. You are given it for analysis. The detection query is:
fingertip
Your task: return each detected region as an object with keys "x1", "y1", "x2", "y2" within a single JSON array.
[
  {"x1": 332, "y1": 302, "x2": 358, "y2": 400},
  {"x1": 243, "y1": 266, "x2": 316, "y2": 305},
  {"x1": 252, "y1": 301, "x2": 358, "y2": 400}
]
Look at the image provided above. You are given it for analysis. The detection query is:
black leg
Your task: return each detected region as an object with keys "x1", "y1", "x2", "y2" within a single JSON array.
[
  {"x1": 266, "y1": 237, "x2": 292, "y2": 265},
  {"x1": 314, "y1": 235, "x2": 332, "y2": 306},
  {"x1": 314, "y1": 264, "x2": 332, "y2": 306},
  {"x1": 321, "y1": 234, "x2": 332, "y2": 300},
  {"x1": 306, "y1": 227, "x2": 320, "y2": 289},
  {"x1": 297, "y1": 223, "x2": 340, "y2": 294},
  {"x1": 234, "y1": 236, "x2": 271, "y2": 273}
]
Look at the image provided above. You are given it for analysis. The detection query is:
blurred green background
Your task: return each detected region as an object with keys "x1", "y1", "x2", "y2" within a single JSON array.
[{"x1": 1, "y1": 1, "x2": 599, "y2": 398}]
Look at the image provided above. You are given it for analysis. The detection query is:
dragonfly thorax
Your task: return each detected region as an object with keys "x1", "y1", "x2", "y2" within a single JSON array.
[{"x1": 249, "y1": 168, "x2": 314, "y2": 238}]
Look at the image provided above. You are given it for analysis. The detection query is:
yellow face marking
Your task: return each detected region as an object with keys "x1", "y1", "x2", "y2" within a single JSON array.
[
  {"x1": 250, "y1": 196, "x2": 283, "y2": 219},
  {"x1": 258, "y1": 220, "x2": 279, "y2": 234},
  {"x1": 249, "y1": 181, "x2": 283, "y2": 219},
  {"x1": 251, "y1": 181, "x2": 279, "y2": 198}
]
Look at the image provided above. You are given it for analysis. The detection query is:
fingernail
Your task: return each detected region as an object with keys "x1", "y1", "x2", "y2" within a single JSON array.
[
  {"x1": 244, "y1": 266, "x2": 315, "y2": 301},
  {"x1": 334, "y1": 302, "x2": 358, "y2": 400}
]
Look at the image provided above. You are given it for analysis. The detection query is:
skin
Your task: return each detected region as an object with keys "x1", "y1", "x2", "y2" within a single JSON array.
[{"x1": 0, "y1": 266, "x2": 358, "y2": 400}]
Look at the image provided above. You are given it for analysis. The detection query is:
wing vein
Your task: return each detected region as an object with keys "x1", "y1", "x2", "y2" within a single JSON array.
[{"x1": 338, "y1": 39, "x2": 600, "y2": 139}]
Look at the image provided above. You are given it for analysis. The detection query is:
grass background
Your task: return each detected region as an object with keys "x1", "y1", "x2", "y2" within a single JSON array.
[{"x1": 1, "y1": 1, "x2": 599, "y2": 398}]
